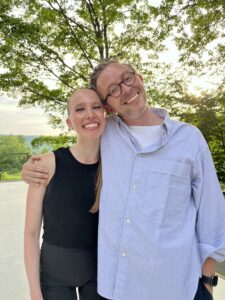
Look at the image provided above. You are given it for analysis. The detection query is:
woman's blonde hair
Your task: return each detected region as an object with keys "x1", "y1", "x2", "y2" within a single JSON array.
[{"x1": 90, "y1": 159, "x2": 102, "y2": 213}]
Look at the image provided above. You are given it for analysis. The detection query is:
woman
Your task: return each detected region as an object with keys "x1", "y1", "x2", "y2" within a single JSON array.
[{"x1": 24, "y1": 88, "x2": 106, "y2": 300}]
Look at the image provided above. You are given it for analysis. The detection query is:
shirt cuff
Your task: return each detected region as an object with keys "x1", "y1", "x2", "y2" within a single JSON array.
[
  {"x1": 209, "y1": 250, "x2": 225, "y2": 262},
  {"x1": 199, "y1": 243, "x2": 225, "y2": 264}
]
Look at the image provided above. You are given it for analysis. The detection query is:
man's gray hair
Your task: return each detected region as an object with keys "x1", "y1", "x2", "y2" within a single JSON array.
[{"x1": 89, "y1": 58, "x2": 136, "y2": 93}]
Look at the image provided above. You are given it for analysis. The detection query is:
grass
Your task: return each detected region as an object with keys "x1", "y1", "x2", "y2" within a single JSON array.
[{"x1": 0, "y1": 172, "x2": 21, "y2": 181}]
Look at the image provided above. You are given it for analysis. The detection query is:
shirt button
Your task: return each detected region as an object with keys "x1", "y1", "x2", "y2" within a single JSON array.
[
  {"x1": 121, "y1": 251, "x2": 127, "y2": 257},
  {"x1": 132, "y1": 183, "x2": 137, "y2": 190},
  {"x1": 125, "y1": 218, "x2": 131, "y2": 224}
]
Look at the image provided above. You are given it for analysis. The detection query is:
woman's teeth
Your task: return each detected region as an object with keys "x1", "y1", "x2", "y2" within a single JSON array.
[{"x1": 84, "y1": 123, "x2": 98, "y2": 129}]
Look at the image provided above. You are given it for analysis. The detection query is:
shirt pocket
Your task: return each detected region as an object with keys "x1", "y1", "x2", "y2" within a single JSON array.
[{"x1": 142, "y1": 159, "x2": 191, "y2": 227}]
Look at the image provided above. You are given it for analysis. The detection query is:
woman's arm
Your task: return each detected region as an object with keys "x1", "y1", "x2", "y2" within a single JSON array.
[
  {"x1": 24, "y1": 183, "x2": 46, "y2": 300},
  {"x1": 24, "y1": 153, "x2": 55, "y2": 300}
]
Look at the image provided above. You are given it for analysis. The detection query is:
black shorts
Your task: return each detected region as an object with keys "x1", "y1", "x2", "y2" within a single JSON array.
[
  {"x1": 194, "y1": 278, "x2": 214, "y2": 300},
  {"x1": 40, "y1": 241, "x2": 106, "y2": 300}
]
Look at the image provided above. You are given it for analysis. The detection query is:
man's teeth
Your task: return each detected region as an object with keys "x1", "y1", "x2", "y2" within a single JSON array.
[
  {"x1": 126, "y1": 93, "x2": 138, "y2": 104},
  {"x1": 84, "y1": 123, "x2": 99, "y2": 129}
]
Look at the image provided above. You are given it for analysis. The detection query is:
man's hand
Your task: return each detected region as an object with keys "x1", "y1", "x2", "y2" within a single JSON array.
[
  {"x1": 202, "y1": 257, "x2": 216, "y2": 296},
  {"x1": 21, "y1": 155, "x2": 49, "y2": 185}
]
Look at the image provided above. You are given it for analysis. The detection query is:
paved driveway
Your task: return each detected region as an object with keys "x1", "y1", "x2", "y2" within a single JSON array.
[
  {"x1": 0, "y1": 181, "x2": 224, "y2": 299},
  {"x1": 0, "y1": 181, "x2": 29, "y2": 300}
]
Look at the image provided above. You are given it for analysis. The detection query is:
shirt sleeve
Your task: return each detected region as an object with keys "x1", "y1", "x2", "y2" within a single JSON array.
[{"x1": 192, "y1": 145, "x2": 225, "y2": 264}]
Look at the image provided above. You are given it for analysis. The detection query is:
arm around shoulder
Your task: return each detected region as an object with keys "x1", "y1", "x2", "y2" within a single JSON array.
[
  {"x1": 34, "y1": 152, "x2": 55, "y2": 185},
  {"x1": 21, "y1": 153, "x2": 54, "y2": 185}
]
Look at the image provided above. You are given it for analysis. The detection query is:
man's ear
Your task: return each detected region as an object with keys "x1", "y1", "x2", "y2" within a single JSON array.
[
  {"x1": 137, "y1": 73, "x2": 143, "y2": 82},
  {"x1": 103, "y1": 104, "x2": 114, "y2": 113}
]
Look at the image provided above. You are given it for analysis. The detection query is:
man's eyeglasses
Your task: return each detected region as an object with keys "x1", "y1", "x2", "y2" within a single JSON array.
[{"x1": 102, "y1": 71, "x2": 136, "y2": 104}]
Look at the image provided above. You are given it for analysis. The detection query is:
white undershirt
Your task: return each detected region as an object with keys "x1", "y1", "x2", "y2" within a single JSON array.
[{"x1": 128, "y1": 125, "x2": 163, "y2": 149}]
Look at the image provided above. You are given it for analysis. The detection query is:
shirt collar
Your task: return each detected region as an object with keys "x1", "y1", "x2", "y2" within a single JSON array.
[{"x1": 113, "y1": 107, "x2": 173, "y2": 137}]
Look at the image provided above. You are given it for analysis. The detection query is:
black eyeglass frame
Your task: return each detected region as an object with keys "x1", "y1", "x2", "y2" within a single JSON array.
[{"x1": 101, "y1": 71, "x2": 136, "y2": 104}]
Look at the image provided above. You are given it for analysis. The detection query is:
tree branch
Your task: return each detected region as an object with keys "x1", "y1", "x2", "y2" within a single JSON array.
[
  {"x1": 38, "y1": 44, "x2": 88, "y2": 81},
  {"x1": 49, "y1": 0, "x2": 94, "y2": 68},
  {"x1": 99, "y1": 1, "x2": 109, "y2": 58},
  {"x1": 25, "y1": 46, "x2": 75, "y2": 90},
  {"x1": 85, "y1": 0, "x2": 104, "y2": 59},
  {"x1": 23, "y1": 86, "x2": 66, "y2": 108}
]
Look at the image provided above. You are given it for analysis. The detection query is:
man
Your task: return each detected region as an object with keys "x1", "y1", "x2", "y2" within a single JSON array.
[{"x1": 22, "y1": 59, "x2": 225, "y2": 300}]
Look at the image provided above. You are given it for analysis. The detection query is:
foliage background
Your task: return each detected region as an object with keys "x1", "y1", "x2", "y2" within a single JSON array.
[
  {"x1": 0, "y1": 0, "x2": 224, "y2": 183},
  {"x1": 0, "y1": 135, "x2": 31, "y2": 177}
]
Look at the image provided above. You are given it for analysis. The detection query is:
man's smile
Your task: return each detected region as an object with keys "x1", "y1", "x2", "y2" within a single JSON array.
[{"x1": 124, "y1": 93, "x2": 139, "y2": 105}]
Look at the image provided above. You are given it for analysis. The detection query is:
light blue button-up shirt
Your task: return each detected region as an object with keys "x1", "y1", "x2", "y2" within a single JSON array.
[{"x1": 98, "y1": 109, "x2": 225, "y2": 300}]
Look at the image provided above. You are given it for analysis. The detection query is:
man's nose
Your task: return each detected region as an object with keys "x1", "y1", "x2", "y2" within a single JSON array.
[{"x1": 121, "y1": 82, "x2": 131, "y2": 95}]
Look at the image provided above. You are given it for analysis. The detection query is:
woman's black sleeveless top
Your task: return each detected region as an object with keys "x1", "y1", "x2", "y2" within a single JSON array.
[{"x1": 42, "y1": 147, "x2": 99, "y2": 250}]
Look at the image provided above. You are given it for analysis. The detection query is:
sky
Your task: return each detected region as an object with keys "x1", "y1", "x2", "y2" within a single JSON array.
[{"x1": 0, "y1": 95, "x2": 62, "y2": 135}]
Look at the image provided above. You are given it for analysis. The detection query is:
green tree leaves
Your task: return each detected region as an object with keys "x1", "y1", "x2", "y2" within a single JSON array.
[
  {"x1": 0, "y1": 135, "x2": 31, "y2": 174},
  {"x1": 156, "y1": 0, "x2": 225, "y2": 76},
  {"x1": 0, "y1": 0, "x2": 224, "y2": 183},
  {"x1": 31, "y1": 134, "x2": 76, "y2": 151},
  {"x1": 0, "y1": 0, "x2": 162, "y2": 124}
]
